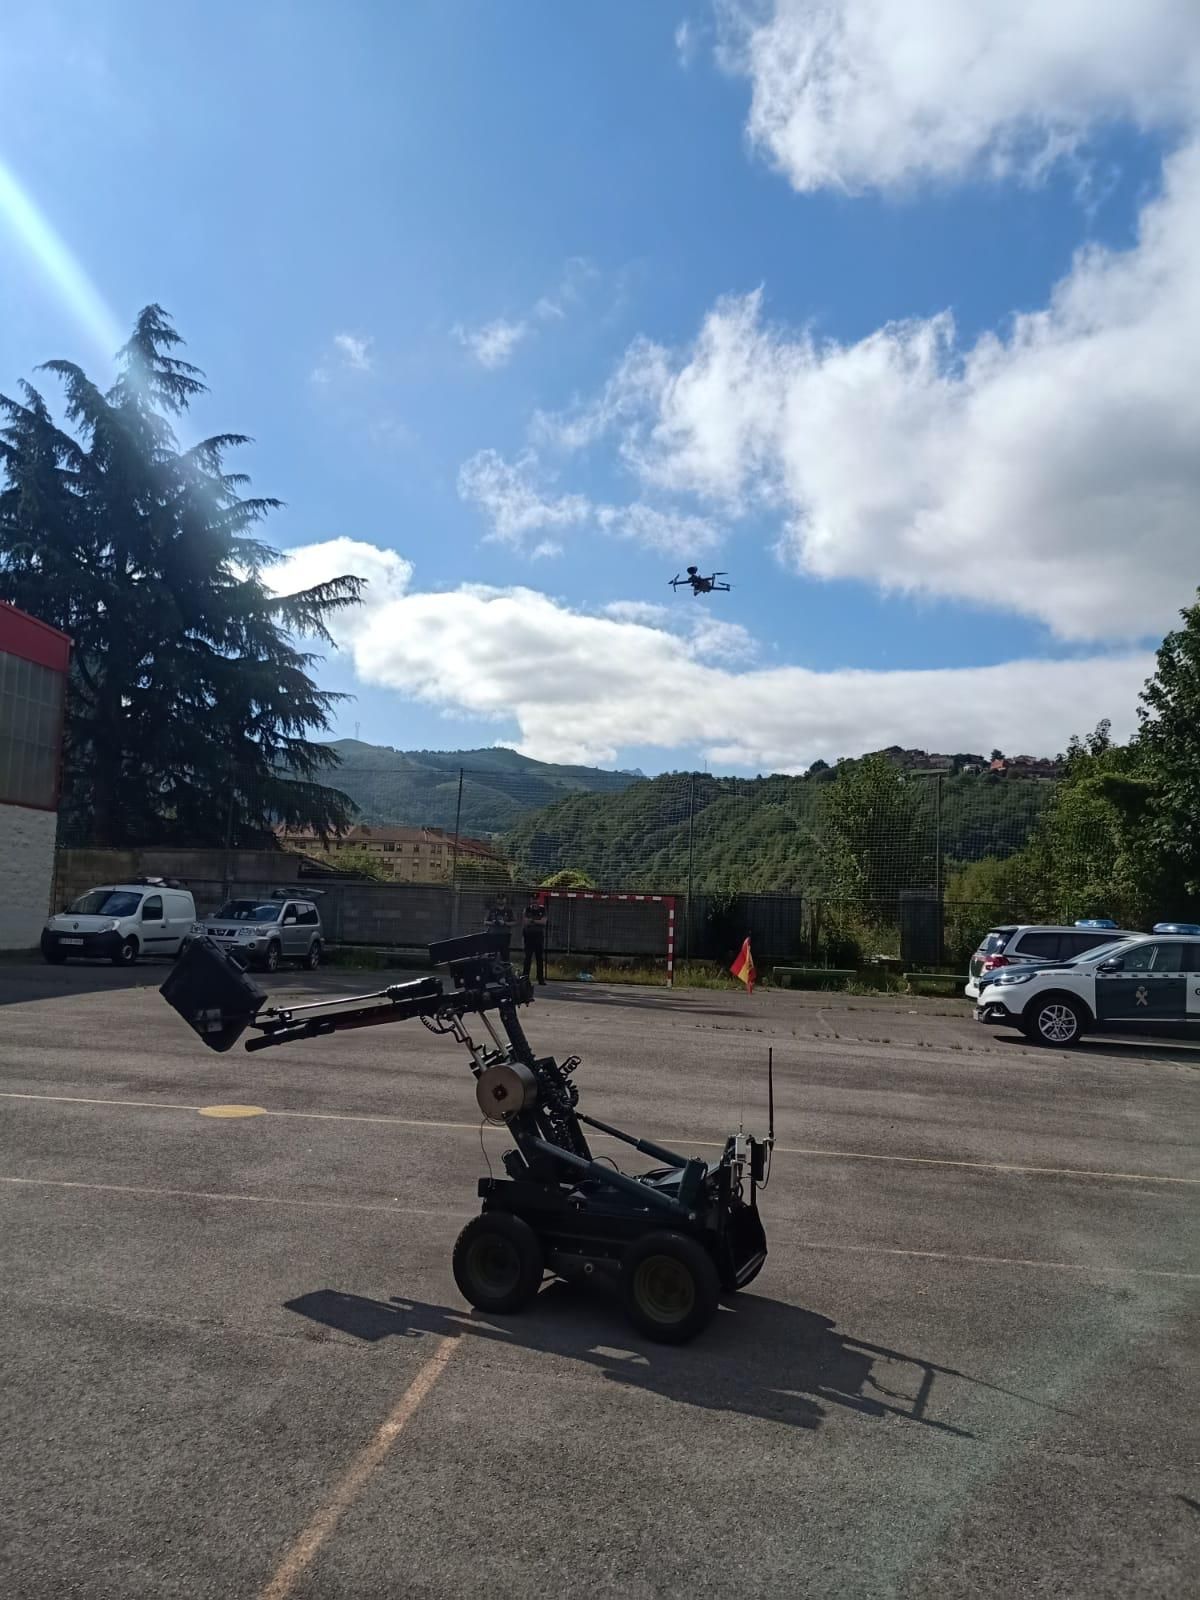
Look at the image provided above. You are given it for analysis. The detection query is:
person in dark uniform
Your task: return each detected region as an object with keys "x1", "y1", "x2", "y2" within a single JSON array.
[
  {"x1": 522, "y1": 898, "x2": 547, "y2": 985},
  {"x1": 484, "y1": 892, "x2": 514, "y2": 960}
]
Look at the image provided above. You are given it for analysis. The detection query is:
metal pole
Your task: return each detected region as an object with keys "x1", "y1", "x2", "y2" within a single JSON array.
[
  {"x1": 222, "y1": 768, "x2": 237, "y2": 903},
  {"x1": 450, "y1": 768, "x2": 464, "y2": 884},
  {"x1": 448, "y1": 767, "x2": 464, "y2": 936},
  {"x1": 934, "y1": 772, "x2": 944, "y2": 963},
  {"x1": 685, "y1": 771, "x2": 696, "y2": 962}
]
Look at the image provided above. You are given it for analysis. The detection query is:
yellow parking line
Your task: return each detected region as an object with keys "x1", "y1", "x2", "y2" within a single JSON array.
[
  {"x1": 1, "y1": 1089, "x2": 1196, "y2": 1187},
  {"x1": 259, "y1": 1333, "x2": 459, "y2": 1600}
]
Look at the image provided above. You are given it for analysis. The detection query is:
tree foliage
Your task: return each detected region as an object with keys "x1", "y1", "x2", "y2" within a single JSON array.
[
  {"x1": 1139, "y1": 595, "x2": 1200, "y2": 893},
  {"x1": 539, "y1": 868, "x2": 596, "y2": 888},
  {"x1": 0, "y1": 307, "x2": 362, "y2": 846},
  {"x1": 505, "y1": 762, "x2": 1048, "y2": 894}
]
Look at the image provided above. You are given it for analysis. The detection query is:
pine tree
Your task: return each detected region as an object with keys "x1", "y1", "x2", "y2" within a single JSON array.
[
  {"x1": 1139, "y1": 593, "x2": 1200, "y2": 894},
  {"x1": 0, "y1": 306, "x2": 362, "y2": 846}
]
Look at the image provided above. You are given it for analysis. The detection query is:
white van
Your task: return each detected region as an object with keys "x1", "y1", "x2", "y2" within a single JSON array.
[{"x1": 41, "y1": 879, "x2": 196, "y2": 967}]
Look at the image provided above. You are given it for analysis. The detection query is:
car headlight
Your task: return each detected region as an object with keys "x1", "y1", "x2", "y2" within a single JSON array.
[
  {"x1": 995, "y1": 971, "x2": 1036, "y2": 985},
  {"x1": 107, "y1": 920, "x2": 122, "y2": 932}
]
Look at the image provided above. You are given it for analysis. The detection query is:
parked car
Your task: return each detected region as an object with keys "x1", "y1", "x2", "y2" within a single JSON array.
[
  {"x1": 975, "y1": 926, "x2": 1200, "y2": 1046},
  {"x1": 41, "y1": 880, "x2": 196, "y2": 966},
  {"x1": 186, "y1": 893, "x2": 323, "y2": 973},
  {"x1": 964, "y1": 921, "x2": 1139, "y2": 999}
]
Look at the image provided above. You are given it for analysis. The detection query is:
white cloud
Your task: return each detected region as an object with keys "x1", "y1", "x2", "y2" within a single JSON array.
[
  {"x1": 454, "y1": 259, "x2": 597, "y2": 370},
  {"x1": 722, "y1": 0, "x2": 1200, "y2": 193},
  {"x1": 683, "y1": 612, "x2": 757, "y2": 664},
  {"x1": 454, "y1": 317, "x2": 530, "y2": 370},
  {"x1": 310, "y1": 331, "x2": 375, "y2": 384},
  {"x1": 458, "y1": 447, "x2": 719, "y2": 555},
  {"x1": 457, "y1": 449, "x2": 590, "y2": 542},
  {"x1": 531, "y1": 335, "x2": 673, "y2": 453},
  {"x1": 556, "y1": 138, "x2": 1200, "y2": 641},
  {"x1": 675, "y1": 20, "x2": 697, "y2": 69},
  {"x1": 604, "y1": 600, "x2": 671, "y2": 625},
  {"x1": 332, "y1": 332, "x2": 373, "y2": 371},
  {"x1": 267, "y1": 538, "x2": 414, "y2": 606},
  {"x1": 267, "y1": 540, "x2": 1151, "y2": 769}
]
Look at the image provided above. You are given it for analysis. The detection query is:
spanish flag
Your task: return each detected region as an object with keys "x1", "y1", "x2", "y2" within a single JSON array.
[{"x1": 730, "y1": 936, "x2": 756, "y2": 994}]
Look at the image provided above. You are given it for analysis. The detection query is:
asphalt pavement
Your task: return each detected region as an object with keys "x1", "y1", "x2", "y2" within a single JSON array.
[{"x1": 1, "y1": 960, "x2": 1197, "y2": 1598}]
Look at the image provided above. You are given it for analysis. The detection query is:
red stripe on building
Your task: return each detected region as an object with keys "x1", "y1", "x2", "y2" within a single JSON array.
[{"x1": 0, "y1": 602, "x2": 71, "y2": 674}]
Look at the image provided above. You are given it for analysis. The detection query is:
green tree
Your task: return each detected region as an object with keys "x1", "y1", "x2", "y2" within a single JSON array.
[
  {"x1": 540, "y1": 868, "x2": 596, "y2": 888},
  {"x1": 1140, "y1": 595, "x2": 1200, "y2": 893},
  {"x1": 968, "y1": 723, "x2": 1180, "y2": 931},
  {"x1": 0, "y1": 307, "x2": 362, "y2": 846},
  {"x1": 452, "y1": 853, "x2": 513, "y2": 887},
  {"x1": 322, "y1": 845, "x2": 388, "y2": 882},
  {"x1": 821, "y1": 755, "x2": 932, "y2": 901}
]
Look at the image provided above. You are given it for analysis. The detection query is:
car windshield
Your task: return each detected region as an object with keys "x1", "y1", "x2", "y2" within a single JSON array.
[
  {"x1": 979, "y1": 931, "x2": 1014, "y2": 954},
  {"x1": 1064, "y1": 938, "x2": 1138, "y2": 965},
  {"x1": 214, "y1": 901, "x2": 280, "y2": 923},
  {"x1": 69, "y1": 890, "x2": 141, "y2": 917}
]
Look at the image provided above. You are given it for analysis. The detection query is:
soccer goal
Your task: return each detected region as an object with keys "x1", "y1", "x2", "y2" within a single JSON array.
[{"x1": 535, "y1": 890, "x2": 677, "y2": 987}]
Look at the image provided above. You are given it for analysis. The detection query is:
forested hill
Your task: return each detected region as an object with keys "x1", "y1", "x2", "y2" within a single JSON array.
[
  {"x1": 324, "y1": 741, "x2": 640, "y2": 834},
  {"x1": 504, "y1": 765, "x2": 1055, "y2": 893}
]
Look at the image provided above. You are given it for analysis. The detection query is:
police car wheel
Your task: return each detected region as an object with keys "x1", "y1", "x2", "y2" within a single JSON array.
[{"x1": 1024, "y1": 995, "x2": 1085, "y2": 1047}]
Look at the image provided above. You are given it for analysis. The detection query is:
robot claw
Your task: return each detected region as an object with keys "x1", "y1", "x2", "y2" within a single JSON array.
[{"x1": 161, "y1": 930, "x2": 774, "y2": 1343}]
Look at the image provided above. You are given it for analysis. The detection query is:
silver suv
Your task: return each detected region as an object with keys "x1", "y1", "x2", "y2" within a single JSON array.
[
  {"x1": 190, "y1": 893, "x2": 324, "y2": 974},
  {"x1": 965, "y1": 920, "x2": 1139, "y2": 999}
]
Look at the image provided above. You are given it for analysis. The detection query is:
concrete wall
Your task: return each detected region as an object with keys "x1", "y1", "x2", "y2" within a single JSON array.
[
  {"x1": 51, "y1": 849, "x2": 309, "y2": 915},
  {"x1": 1, "y1": 804, "x2": 58, "y2": 948},
  {"x1": 51, "y1": 849, "x2": 812, "y2": 962}
]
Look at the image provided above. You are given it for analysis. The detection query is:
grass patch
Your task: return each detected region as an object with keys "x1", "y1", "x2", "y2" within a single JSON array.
[
  {"x1": 324, "y1": 944, "x2": 428, "y2": 971},
  {"x1": 843, "y1": 972, "x2": 910, "y2": 996},
  {"x1": 545, "y1": 958, "x2": 747, "y2": 990}
]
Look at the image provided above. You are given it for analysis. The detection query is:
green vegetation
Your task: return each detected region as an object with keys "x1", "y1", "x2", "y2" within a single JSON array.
[
  {"x1": 0, "y1": 308, "x2": 361, "y2": 847},
  {"x1": 505, "y1": 760, "x2": 1051, "y2": 895},
  {"x1": 939, "y1": 609, "x2": 1200, "y2": 962},
  {"x1": 323, "y1": 740, "x2": 639, "y2": 836}
]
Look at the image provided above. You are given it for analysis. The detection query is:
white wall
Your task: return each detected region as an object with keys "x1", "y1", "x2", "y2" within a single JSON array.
[{"x1": 0, "y1": 803, "x2": 57, "y2": 949}]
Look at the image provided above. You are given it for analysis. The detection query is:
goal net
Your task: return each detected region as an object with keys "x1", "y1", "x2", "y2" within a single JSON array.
[{"x1": 536, "y1": 890, "x2": 676, "y2": 987}]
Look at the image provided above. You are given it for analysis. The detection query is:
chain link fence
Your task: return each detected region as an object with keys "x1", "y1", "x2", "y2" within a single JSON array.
[{"x1": 54, "y1": 759, "x2": 1064, "y2": 968}]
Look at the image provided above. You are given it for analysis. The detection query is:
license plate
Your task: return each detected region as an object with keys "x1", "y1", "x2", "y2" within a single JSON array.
[{"x1": 60, "y1": 937, "x2": 84, "y2": 946}]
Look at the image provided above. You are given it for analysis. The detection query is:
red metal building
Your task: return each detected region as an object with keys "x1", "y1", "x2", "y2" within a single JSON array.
[{"x1": 0, "y1": 602, "x2": 71, "y2": 948}]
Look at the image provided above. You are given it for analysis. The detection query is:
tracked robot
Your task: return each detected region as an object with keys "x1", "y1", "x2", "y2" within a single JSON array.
[{"x1": 161, "y1": 931, "x2": 773, "y2": 1342}]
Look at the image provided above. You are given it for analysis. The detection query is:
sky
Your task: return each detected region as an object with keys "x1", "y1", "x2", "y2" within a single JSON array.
[{"x1": 2, "y1": 0, "x2": 1199, "y2": 775}]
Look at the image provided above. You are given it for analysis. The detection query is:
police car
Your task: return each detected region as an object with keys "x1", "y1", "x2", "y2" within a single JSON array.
[{"x1": 975, "y1": 924, "x2": 1200, "y2": 1046}]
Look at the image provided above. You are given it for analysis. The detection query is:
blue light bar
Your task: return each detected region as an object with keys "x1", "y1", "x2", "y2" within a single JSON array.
[
  {"x1": 1074, "y1": 918, "x2": 1116, "y2": 929},
  {"x1": 1152, "y1": 922, "x2": 1200, "y2": 936}
]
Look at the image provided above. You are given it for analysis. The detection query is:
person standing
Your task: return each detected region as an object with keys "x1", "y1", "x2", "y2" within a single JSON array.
[
  {"x1": 484, "y1": 892, "x2": 514, "y2": 959},
  {"x1": 522, "y1": 898, "x2": 547, "y2": 985}
]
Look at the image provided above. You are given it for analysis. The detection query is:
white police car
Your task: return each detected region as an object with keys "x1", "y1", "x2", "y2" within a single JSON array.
[{"x1": 975, "y1": 925, "x2": 1200, "y2": 1046}]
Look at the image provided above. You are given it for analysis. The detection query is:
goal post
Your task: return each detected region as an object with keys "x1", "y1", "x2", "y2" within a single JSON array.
[{"x1": 535, "y1": 890, "x2": 676, "y2": 987}]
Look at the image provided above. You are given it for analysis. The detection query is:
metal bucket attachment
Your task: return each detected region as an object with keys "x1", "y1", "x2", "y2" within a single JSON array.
[{"x1": 160, "y1": 937, "x2": 267, "y2": 1052}]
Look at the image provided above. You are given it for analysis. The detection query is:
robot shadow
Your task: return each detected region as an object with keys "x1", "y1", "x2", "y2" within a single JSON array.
[{"x1": 285, "y1": 1284, "x2": 978, "y2": 1438}]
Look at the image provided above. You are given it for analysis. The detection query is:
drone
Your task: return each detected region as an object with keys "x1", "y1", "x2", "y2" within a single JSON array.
[{"x1": 669, "y1": 565, "x2": 731, "y2": 597}]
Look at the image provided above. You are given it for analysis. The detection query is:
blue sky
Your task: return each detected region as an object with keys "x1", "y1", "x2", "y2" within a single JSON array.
[{"x1": 3, "y1": 2, "x2": 1198, "y2": 773}]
